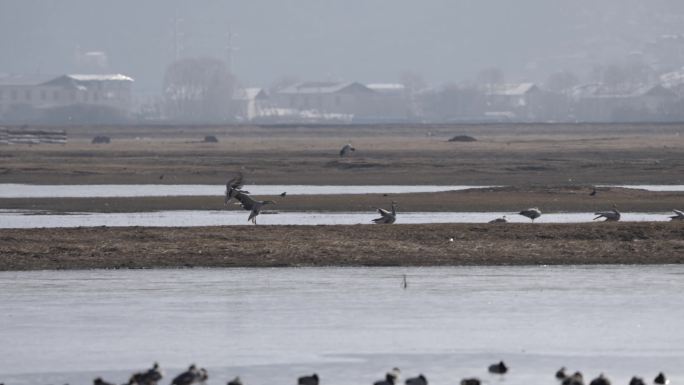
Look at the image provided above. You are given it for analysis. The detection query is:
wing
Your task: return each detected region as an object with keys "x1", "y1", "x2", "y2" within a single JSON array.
[
  {"x1": 225, "y1": 173, "x2": 246, "y2": 204},
  {"x1": 376, "y1": 208, "x2": 392, "y2": 217},
  {"x1": 674, "y1": 209, "x2": 684, "y2": 217}
]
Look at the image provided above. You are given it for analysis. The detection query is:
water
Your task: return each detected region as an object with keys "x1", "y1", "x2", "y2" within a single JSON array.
[
  {"x1": 1, "y1": 184, "x2": 683, "y2": 198},
  {"x1": 0, "y1": 184, "x2": 494, "y2": 198},
  {"x1": 0, "y1": 210, "x2": 672, "y2": 228},
  {"x1": 0, "y1": 267, "x2": 683, "y2": 385}
]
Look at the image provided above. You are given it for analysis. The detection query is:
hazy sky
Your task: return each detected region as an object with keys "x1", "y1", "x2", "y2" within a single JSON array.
[{"x1": 1, "y1": 0, "x2": 683, "y2": 93}]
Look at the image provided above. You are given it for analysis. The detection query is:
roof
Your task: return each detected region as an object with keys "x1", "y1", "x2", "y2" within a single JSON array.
[
  {"x1": 366, "y1": 83, "x2": 406, "y2": 92},
  {"x1": 487, "y1": 83, "x2": 538, "y2": 96},
  {"x1": 570, "y1": 83, "x2": 675, "y2": 99},
  {"x1": 65, "y1": 74, "x2": 133, "y2": 82},
  {"x1": 0, "y1": 74, "x2": 59, "y2": 86},
  {"x1": 277, "y1": 81, "x2": 373, "y2": 95},
  {"x1": 660, "y1": 67, "x2": 684, "y2": 88},
  {"x1": 0, "y1": 73, "x2": 133, "y2": 87}
]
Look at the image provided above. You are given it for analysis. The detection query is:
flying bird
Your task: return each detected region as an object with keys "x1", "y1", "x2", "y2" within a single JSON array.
[
  {"x1": 519, "y1": 208, "x2": 542, "y2": 222},
  {"x1": 594, "y1": 205, "x2": 620, "y2": 221},
  {"x1": 669, "y1": 209, "x2": 684, "y2": 221},
  {"x1": 373, "y1": 201, "x2": 397, "y2": 224},
  {"x1": 225, "y1": 173, "x2": 249, "y2": 205},
  {"x1": 340, "y1": 143, "x2": 356, "y2": 157},
  {"x1": 234, "y1": 191, "x2": 276, "y2": 225}
]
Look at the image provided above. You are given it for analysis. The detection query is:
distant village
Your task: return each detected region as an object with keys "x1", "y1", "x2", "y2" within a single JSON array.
[{"x1": 2, "y1": 52, "x2": 684, "y2": 125}]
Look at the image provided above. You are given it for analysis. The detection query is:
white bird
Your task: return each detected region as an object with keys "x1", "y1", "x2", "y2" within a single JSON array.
[
  {"x1": 594, "y1": 205, "x2": 620, "y2": 222},
  {"x1": 519, "y1": 208, "x2": 542, "y2": 222},
  {"x1": 669, "y1": 209, "x2": 684, "y2": 221},
  {"x1": 340, "y1": 143, "x2": 356, "y2": 157},
  {"x1": 373, "y1": 201, "x2": 397, "y2": 224}
]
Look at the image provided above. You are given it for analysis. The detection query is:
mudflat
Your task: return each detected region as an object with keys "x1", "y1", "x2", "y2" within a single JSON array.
[{"x1": 1, "y1": 123, "x2": 683, "y2": 270}]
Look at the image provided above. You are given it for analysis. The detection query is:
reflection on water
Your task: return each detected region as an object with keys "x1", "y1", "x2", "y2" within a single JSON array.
[
  {"x1": 0, "y1": 266, "x2": 683, "y2": 385},
  {"x1": 0, "y1": 184, "x2": 495, "y2": 198},
  {"x1": 0, "y1": 210, "x2": 672, "y2": 228}
]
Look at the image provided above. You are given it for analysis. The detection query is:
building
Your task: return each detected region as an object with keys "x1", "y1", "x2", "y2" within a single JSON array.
[
  {"x1": 0, "y1": 73, "x2": 133, "y2": 123},
  {"x1": 231, "y1": 87, "x2": 269, "y2": 121},
  {"x1": 571, "y1": 83, "x2": 677, "y2": 122},
  {"x1": 270, "y1": 81, "x2": 376, "y2": 118}
]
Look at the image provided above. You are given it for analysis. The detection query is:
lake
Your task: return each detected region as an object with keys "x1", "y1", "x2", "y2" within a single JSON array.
[{"x1": 1, "y1": 266, "x2": 682, "y2": 385}]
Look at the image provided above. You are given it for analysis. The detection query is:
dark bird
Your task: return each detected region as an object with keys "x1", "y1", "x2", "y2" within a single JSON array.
[
  {"x1": 298, "y1": 374, "x2": 319, "y2": 385},
  {"x1": 589, "y1": 374, "x2": 611, "y2": 385},
  {"x1": 590, "y1": 187, "x2": 597, "y2": 196},
  {"x1": 629, "y1": 377, "x2": 646, "y2": 385},
  {"x1": 519, "y1": 208, "x2": 542, "y2": 222},
  {"x1": 555, "y1": 367, "x2": 567, "y2": 380},
  {"x1": 159, "y1": 174, "x2": 165, "y2": 180},
  {"x1": 669, "y1": 209, "x2": 684, "y2": 221},
  {"x1": 234, "y1": 191, "x2": 276, "y2": 225},
  {"x1": 373, "y1": 201, "x2": 397, "y2": 224},
  {"x1": 280, "y1": 192, "x2": 287, "y2": 197},
  {"x1": 225, "y1": 173, "x2": 249, "y2": 205},
  {"x1": 594, "y1": 205, "x2": 620, "y2": 222},
  {"x1": 402, "y1": 274, "x2": 407, "y2": 289},
  {"x1": 171, "y1": 365, "x2": 201, "y2": 385},
  {"x1": 488, "y1": 361, "x2": 508, "y2": 374},
  {"x1": 128, "y1": 362, "x2": 163, "y2": 385},
  {"x1": 340, "y1": 143, "x2": 356, "y2": 157},
  {"x1": 228, "y1": 377, "x2": 243, "y2": 385},
  {"x1": 94, "y1": 378, "x2": 116, "y2": 385},
  {"x1": 375, "y1": 368, "x2": 401, "y2": 385},
  {"x1": 460, "y1": 379, "x2": 480, "y2": 385},
  {"x1": 562, "y1": 372, "x2": 585, "y2": 385},
  {"x1": 654, "y1": 373, "x2": 668, "y2": 385},
  {"x1": 405, "y1": 374, "x2": 427, "y2": 385}
]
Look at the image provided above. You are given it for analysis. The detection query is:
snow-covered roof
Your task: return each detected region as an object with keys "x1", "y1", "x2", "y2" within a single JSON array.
[
  {"x1": 277, "y1": 81, "x2": 372, "y2": 95},
  {"x1": 0, "y1": 74, "x2": 59, "y2": 86},
  {"x1": 487, "y1": 83, "x2": 538, "y2": 96},
  {"x1": 366, "y1": 83, "x2": 406, "y2": 92},
  {"x1": 570, "y1": 83, "x2": 674, "y2": 99},
  {"x1": 660, "y1": 67, "x2": 684, "y2": 88},
  {"x1": 66, "y1": 74, "x2": 133, "y2": 82}
]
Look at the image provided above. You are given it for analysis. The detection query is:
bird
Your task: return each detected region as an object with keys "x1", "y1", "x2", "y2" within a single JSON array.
[
  {"x1": 629, "y1": 377, "x2": 645, "y2": 385},
  {"x1": 228, "y1": 377, "x2": 243, "y2": 385},
  {"x1": 375, "y1": 369, "x2": 401, "y2": 385},
  {"x1": 589, "y1": 374, "x2": 611, "y2": 385},
  {"x1": 373, "y1": 201, "x2": 397, "y2": 224},
  {"x1": 233, "y1": 191, "x2": 276, "y2": 225},
  {"x1": 405, "y1": 374, "x2": 427, "y2": 385},
  {"x1": 280, "y1": 192, "x2": 287, "y2": 197},
  {"x1": 460, "y1": 379, "x2": 480, "y2": 385},
  {"x1": 488, "y1": 361, "x2": 508, "y2": 374},
  {"x1": 594, "y1": 205, "x2": 620, "y2": 221},
  {"x1": 562, "y1": 372, "x2": 585, "y2": 385},
  {"x1": 225, "y1": 173, "x2": 249, "y2": 205},
  {"x1": 402, "y1": 274, "x2": 407, "y2": 289},
  {"x1": 489, "y1": 215, "x2": 507, "y2": 223},
  {"x1": 94, "y1": 378, "x2": 116, "y2": 385},
  {"x1": 590, "y1": 187, "x2": 597, "y2": 196},
  {"x1": 669, "y1": 209, "x2": 684, "y2": 221},
  {"x1": 519, "y1": 208, "x2": 542, "y2": 222},
  {"x1": 171, "y1": 365, "x2": 202, "y2": 385},
  {"x1": 555, "y1": 367, "x2": 567, "y2": 380},
  {"x1": 128, "y1": 362, "x2": 163, "y2": 385},
  {"x1": 654, "y1": 373, "x2": 668, "y2": 385},
  {"x1": 298, "y1": 374, "x2": 319, "y2": 385},
  {"x1": 340, "y1": 143, "x2": 356, "y2": 157}
]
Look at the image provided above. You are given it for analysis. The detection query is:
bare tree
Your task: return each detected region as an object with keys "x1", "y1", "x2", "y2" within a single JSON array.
[{"x1": 163, "y1": 57, "x2": 236, "y2": 122}]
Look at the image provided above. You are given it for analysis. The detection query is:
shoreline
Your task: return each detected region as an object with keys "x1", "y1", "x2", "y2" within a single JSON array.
[{"x1": 1, "y1": 223, "x2": 683, "y2": 271}]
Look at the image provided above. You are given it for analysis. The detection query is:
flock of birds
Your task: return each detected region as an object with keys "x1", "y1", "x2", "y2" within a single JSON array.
[
  {"x1": 64, "y1": 362, "x2": 672, "y2": 385},
  {"x1": 223, "y1": 143, "x2": 684, "y2": 225}
]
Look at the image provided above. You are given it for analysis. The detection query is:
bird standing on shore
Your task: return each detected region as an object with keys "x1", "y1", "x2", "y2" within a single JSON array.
[
  {"x1": 594, "y1": 205, "x2": 620, "y2": 222},
  {"x1": 654, "y1": 373, "x2": 668, "y2": 385},
  {"x1": 228, "y1": 377, "x2": 243, "y2": 385},
  {"x1": 340, "y1": 143, "x2": 356, "y2": 157},
  {"x1": 298, "y1": 374, "x2": 319, "y2": 385},
  {"x1": 373, "y1": 201, "x2": 397, "y2": 224},
  {"x1": 171, "y1": 365, "x2": 203, "y2": 385},
  {"x1": 489, "y1": 216, "x2": 507, "y2": 223},
  {"x1": 519, "y1": 208, "x2": 542, "y2": 222},
  {"x1": 405, "y1": 374, "x2": 427, "y2": 385},
  {"x1": 555, "y1": 367, "x2": 567, "y2": 380},
  {"x1": 589, "y1": 374, "x2": 611, "y2": 385}
]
